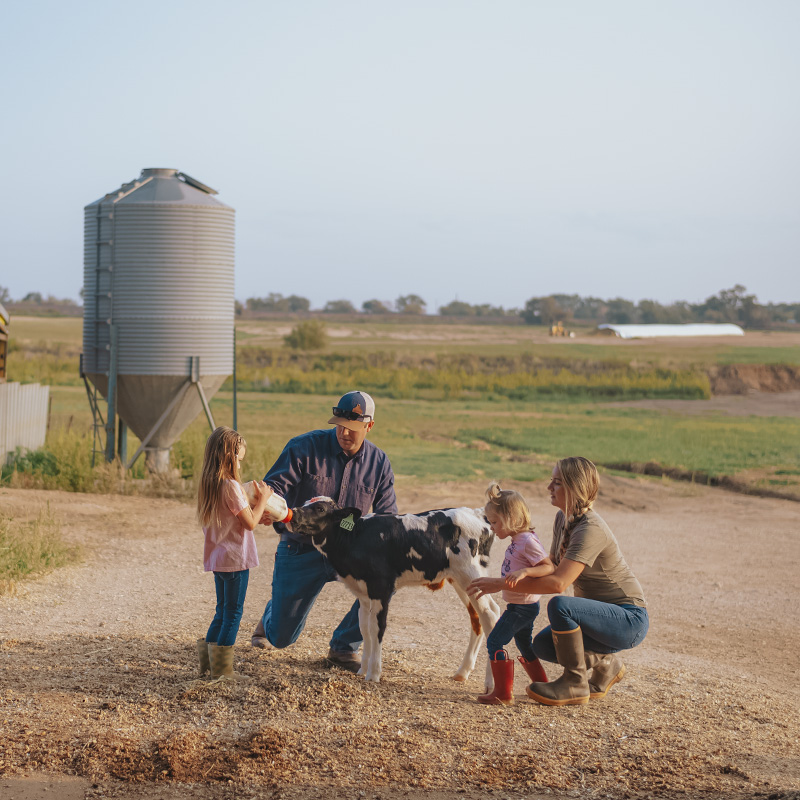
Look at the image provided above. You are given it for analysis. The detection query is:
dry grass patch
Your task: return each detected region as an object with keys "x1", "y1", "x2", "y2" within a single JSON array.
[{"x1": 0, "y1": 505, "x2": 81, "y2": 594}]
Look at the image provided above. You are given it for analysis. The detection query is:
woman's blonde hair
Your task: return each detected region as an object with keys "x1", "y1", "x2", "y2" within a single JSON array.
[
  {"x1": 197, "y1": 426, "x2": 245, "y2": 528},
  {"x1": 556, "y1": 456, "x2": 599, "y2": 530},
  {"x1": 485, "y1": 481, "x2": 531, "y2": 533}
]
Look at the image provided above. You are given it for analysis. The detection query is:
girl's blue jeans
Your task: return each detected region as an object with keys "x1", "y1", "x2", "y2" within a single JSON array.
[
  {"x1": 207, "y1": 569, "x2": 250, "y2": 647},
  {"x1": 533, "y1": 595, "x2": 649, "y2": 661},
  {"x1": 486, "y1": 602, "x2": 540, "y2": 661}
]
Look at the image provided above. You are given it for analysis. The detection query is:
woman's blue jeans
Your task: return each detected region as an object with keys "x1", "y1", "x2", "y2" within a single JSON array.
[
  {"x1": 260, "y1": 540, "x2": 361, "y2": 653},
  {"x1": 533, "y1": 595, "x2": 649, "y2": 661},
  {"x1": 207, "y1": 569, "x2": 250, "y2": 647},
  {"x1": 486, "y1": 602, "x2": 540, "y2": 661}
]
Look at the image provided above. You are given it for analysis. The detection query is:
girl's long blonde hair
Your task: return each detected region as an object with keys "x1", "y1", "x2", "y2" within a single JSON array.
[
  {"x1": 556, "y1": 456, "x2": 599, "y2": 532},
  {"x1": 197, "y1": 426, "x2": 245, "y2": 528},
  {"x1": 485, "y1": 481, "x2": 531, "y2": 533}
]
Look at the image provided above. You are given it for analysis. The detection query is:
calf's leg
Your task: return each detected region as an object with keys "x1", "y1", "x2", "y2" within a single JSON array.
[
  {"x1": 448, "y1": 580, "x2": 501, "y2": 689},
  {"x1": 358, "y1": 598, "x2": 385, "y2": 682}
]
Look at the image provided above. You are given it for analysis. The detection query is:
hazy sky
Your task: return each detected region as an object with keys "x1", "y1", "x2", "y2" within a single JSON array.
[{"x1": 2, "y1": 1, "x2": 798, "y2": 311}]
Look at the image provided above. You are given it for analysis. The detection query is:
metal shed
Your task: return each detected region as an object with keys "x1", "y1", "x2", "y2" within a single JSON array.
[{"x1": 596, "y1": 323, "x2": 745, "y2": 339}]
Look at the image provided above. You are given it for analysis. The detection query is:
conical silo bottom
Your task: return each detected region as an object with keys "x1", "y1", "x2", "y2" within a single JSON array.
[
  {"x1": 145, "y1": 448, "x2": 172, "y2": 473},
  {"x1": 87, "y1": 373, "x2": 227, "y2": 470}
]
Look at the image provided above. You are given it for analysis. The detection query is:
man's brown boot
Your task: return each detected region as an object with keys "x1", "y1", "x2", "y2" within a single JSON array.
[
  {"x1": 585, "y1": 651, "x2": 626, "y2": 699},
  {"x1": 525, "y1": 628, "x2": 590, "y2": 706},
  {"x1": 325, "y1": 649, "x2": 361, "y2": 674},
  {"x1": 251, "y1": 620, "x2": 273, "y2": 650}
]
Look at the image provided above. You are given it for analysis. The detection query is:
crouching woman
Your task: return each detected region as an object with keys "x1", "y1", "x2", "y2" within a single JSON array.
[{"x1": 469, "y1": 456, "x2": 648, "y2": 706}]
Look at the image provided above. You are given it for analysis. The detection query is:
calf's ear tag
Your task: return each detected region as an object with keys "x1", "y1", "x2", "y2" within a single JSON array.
[{"x1": 340, "y1": 514, "x2": 355, "y2": 531}]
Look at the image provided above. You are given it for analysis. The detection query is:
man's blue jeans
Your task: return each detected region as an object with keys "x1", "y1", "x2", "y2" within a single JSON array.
[
  {"x1": 260, "y1": 540, "x2": 361, "y2": 653},
  {"x1": 486, "y1": 602, "x2": 540, "y2": 661},
  {"x1": 533, "y1": 595, "x2": 649, "y2": 661},
  {"x1": 207, "y1": 569, "x2": 250, "y2": 647}
]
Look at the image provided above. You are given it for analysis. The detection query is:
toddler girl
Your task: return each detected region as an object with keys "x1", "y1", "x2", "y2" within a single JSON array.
[
  {"x1": 477, "y1": 481, "x2": 554, "y2": 705},
  {"x1": 196, "y1": 426, "x2": 270, "y2": 681}
]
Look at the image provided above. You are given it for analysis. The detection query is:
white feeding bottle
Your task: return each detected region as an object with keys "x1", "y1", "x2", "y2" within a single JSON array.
[{"x1": 244, "y1": 481, "x2": 293, "y2": 523}]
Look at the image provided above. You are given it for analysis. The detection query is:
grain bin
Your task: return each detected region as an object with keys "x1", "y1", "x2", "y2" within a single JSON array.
[{"x1": 82, "y1": 168, "x2": 234, "y2": 472}]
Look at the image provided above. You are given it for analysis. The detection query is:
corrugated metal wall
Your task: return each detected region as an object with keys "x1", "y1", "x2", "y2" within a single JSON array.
[
  {"x1": 0, "y1": 382, "x2": 50, "y2": 463},
  {"x1": 111, "y1": 204, "x2": 235, "y2": 374}
]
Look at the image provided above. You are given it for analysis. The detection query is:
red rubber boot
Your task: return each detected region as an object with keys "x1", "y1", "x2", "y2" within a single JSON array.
[
  {"x1": 477, "y1": 650, "x2": 515, "y2": 706},
  {"x1": 518, "y1": 656, "x2": 549, "y2": 683}
]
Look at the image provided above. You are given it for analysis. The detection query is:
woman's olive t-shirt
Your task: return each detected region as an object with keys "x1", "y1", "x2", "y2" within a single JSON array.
[{"x1": 550, "y1": 509, "x2": 646, "y2": 608}]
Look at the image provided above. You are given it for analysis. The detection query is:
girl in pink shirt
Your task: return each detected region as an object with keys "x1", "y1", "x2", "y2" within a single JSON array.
[
  {"x1": 477, "y1": 482, "x2": 555, "y2": 705},
  {"x1": 196, "y1": 426, "x2": 270, "y2": 681}
]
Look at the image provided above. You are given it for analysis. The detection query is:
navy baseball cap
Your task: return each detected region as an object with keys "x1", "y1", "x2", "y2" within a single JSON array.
[{"x1": 328, "y1": 391, "x2": 375, "y2": 430}]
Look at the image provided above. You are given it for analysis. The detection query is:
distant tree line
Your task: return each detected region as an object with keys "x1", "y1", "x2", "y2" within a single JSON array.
[
  {"x1": 242, "y1": 285, "x2": 797, "y2": 329},
  {"x1": 1, "y1": 286, "x2": 82, "y2": 316},
  {"x1": 521, "y1": 285, "x2": 798, "y2": 329},
  {"x1": 3, "y1": 283, "x2": 797, "y2": 329},
  {"x1": 242, "y1": 293, "x2": 431, "y2": 316},
  {"x1": 0, "y1": 287, "x2": 80, "y2": 307}
]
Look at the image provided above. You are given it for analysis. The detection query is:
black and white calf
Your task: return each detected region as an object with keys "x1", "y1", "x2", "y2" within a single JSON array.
[{"x1": 286, "y1": 498, "x2": 501, "y2": 685}]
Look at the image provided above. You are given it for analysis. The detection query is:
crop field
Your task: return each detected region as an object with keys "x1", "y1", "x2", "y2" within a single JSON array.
[{"x1": 5, "y1": 316, "x2": 800, "y2": 501}]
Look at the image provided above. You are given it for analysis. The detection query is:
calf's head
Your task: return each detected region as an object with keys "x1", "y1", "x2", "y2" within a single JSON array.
[{"x1": 288, "y1": 497, "x2": 363, "y2": 537}]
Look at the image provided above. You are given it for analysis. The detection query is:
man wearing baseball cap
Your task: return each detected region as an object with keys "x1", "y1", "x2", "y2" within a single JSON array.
[{"x1": 251, "y1": 390, "x2": 397, "y2": 672}]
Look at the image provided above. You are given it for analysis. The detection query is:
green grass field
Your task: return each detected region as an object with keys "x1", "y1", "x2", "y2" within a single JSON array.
[
  {"x1": 24, "y1": 385, "x2": 798, "y2": 502},
  {"x1": 5, "y1": 316, "x2": 799, "y2": 501}
]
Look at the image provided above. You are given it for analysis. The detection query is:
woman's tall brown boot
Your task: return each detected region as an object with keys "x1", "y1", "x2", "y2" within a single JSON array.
[
  {"x1": 517, "y1": 656, "x2": 549, "y2": 683},
  {"x1": 585, "y1": 651, "x2": 626, "y2": 699},
  {"x1": 525, "y1": 628, "x2": 590, "y2": 706},
  {"x1": 477, "y1": 650, "x2": 515, "y2": 705}
]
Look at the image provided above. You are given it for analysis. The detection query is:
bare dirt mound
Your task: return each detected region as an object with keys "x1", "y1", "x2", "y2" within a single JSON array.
[
  {"x1": 0, "y1": 482, "x2": 798, "y2": 800},
  {"x1": 606, "y1": 390, "x2": 800, "y2": 418},
  {"x1": 709, "y1": 364, "x2": 800, "y2": 395},
  {"x1": 603, "y1": 460, "x2": 799, "y2": 502}
]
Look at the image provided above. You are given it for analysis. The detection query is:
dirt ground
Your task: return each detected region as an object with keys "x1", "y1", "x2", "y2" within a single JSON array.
[{"x1": 1, "y1": 475, "x2": 799, "y2": 800}]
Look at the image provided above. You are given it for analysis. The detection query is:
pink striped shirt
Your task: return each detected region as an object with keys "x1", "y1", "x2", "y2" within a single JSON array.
[{"x1": 203, "y1": 479, "x2": 259, "y2": 572}]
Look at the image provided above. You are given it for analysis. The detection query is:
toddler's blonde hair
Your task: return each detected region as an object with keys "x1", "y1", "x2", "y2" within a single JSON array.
[{"x1": 485, "y1": 481, "x2": 531, "y2": 533}]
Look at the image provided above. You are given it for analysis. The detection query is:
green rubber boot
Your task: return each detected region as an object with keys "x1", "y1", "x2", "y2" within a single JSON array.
[
  {"x1": 197, "y1": 638, "x2": 211, "y2": 676},
  {"x1": 209, "y1": 643, "x2": 250, "y2": 683}
]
